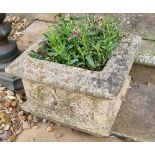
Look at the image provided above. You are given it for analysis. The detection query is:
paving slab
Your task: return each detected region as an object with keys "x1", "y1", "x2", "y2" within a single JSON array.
[
  {"x1": 9, "y1": 13, "x2": 58, "y2": 22},
  {"x1": 16, "y1": 123, "x2": 122, "y2": 142},
  {"x1": 17, "y1": 20, "x2": 54, "y2": 52},
  {"x1": 112, "y1": 84, "x2": 155, "y2": 142},
  {"x1": 135, "y1": 39, "x2": 155, "y2": 67}
]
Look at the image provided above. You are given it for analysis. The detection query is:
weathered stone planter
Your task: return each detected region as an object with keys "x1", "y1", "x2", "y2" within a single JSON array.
[{"x1": 5, "y1": 34, "x2": 141, "y2": 136}]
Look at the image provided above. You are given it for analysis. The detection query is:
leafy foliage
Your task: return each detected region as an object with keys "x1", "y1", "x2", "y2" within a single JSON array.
[{"x1": 30, "y1": 14, "x2": 122, "y2": 71}]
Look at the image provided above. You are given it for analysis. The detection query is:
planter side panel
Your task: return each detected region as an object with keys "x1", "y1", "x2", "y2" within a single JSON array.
[{"x1": 22, "y1": 77, "x2": 130, "y2": 136}]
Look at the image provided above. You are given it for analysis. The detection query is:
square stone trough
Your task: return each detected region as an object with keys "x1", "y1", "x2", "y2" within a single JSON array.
[{"x1": 5, "y1": 34, "x2": 141, "y2": 136}]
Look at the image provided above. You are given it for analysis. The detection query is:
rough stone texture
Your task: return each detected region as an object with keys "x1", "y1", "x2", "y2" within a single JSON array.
[
  {"x1": 135, "y1": 40, "x2": 155, "y2": 67},
  {"x1": 5, "y1": 34, "x2": 140, "y2": 136},
  {"x1": 9, "y1": 13, "x2": 58, "y2": 23},
  {"x1": 21, "y1": 77, "x2": 130, "y2": 136},
  {"x1": 67, "y1": 13, "x2": 155, "y2": 40},
  {"x1": 17, "y1": 20, "x2": 54, "y2": 52},
  {"x1": 74, "y1": 13, "x2": 155, "y2": 40},
  {"x1": 6, "y1": 34, "x2": 141, "y2": 99},
  {"x1": 112, "y1": 84, "x2": 155, "y2": 142},
  {"x1": 110, "y1": 14, "x2": 155, "y2": 40},
  {"x1": 130, "y1": 64, "x2": 155, "y2": 85}
]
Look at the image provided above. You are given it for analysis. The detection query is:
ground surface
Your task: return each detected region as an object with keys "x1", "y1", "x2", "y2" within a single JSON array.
[
  {"x1": 16, "y1": 123, "x2": 122, "y2": 142},
  {"x1": 1, "y1": 15, "x2": 155, "y2": 142},
  {"x1": 112, "y1": 84, "x2": 155, "y2": 142}
]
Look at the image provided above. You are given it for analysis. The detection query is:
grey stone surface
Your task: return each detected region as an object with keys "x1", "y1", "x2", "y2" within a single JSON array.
[
  {"x1": 68, "y1": 13, "x2": 155, "y2": 40},
  {"x1": 112, "y1": 84, "x2": 155, "y2": 142},
  {"x1": 130, "y1": 64, "x2": 155, "y2": 85},
  {"x1": 21, "y1": 77, "x2": 130, "y2": 136},
  {"x1": 5, "y1": 34, "x2": 141, "y2": 99},
  {"x1": 9, "y1": 13, "x2": 58, "y2": 22},
  {"x1": 112, "y1": 14, "x2": 155, "y2": 40},
  {"x1": 95, "y1": 13, "x2": 155, "y2": 40},
  {"x1": 135, "y1": 40, "x2": 155, "y2": 67},
  {"x1": 17, "y1": 20, "x2": 54, "y2": 52}
]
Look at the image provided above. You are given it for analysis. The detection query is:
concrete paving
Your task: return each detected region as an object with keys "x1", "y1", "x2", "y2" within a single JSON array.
[
  {"x1": 17, "y1": 20, "x2": 54, "y2": 52},
  {"x1": 112, "y1": 84, "x2": 155, "y2": 142},
  {"x1": 16, "y1": 123, "x2": 122, "y2": 142}
]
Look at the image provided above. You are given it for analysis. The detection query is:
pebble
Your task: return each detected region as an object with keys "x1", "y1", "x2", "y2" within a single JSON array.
[
  {"x1": 11, "y1": 118, "x2": 18, "y2": 124},
  {"x1": 7, "y1": 96, "x2": 16, "y2": 100},
  {"x1": 1, "y1": 96, "x2": 6, "y2": 102},
  {"x1": 4, "y1": 124, "x2": 10, "y2": 131},
  {"x1": 5, "y1": 15, "x2": 32, "y2": 41},
  {"x1": 0, "y1": 112, "x2": 10, "y2": 123},
  {"x1": 0, "y1": 120, "x2": 3, "y2": 125},
  {"x1": 18, "y1": 115, "x2": 26, "y2": 121},
  {"x1": 0, "y1": 131, "x2": 9, "y2": 140},
  {"x1": 17, "y1": 111, "x2": 24, "y2": 116},
  {"x1": 22, "y1": 121, "x2": 30, "y2": 129},
  {"x1": 9, "y1": 135, "x2": 16, "y2": 142},
  {"x1": 0, "y1": 87, "x2": 5, "y2": 91},
  {"x1": 0, "y1": 82, "x2": 40, "y2": 142},
  {"x1": 47, "y1": 126, "x2": 54, "y2": 132},
  {"x1": 0, "y1": 129, "x2": 3, "y2": 134},
  {"x1": 15, "y1": 128, "x2": 22, "y2": 135},
  {"x1": 6, "y1": 90, "x2": 14, "y2": 96},
  {"x1": 33, "y1": 116, "x2": 40, "y2": 123},
  {"x1": 9, "y1": 107, "x2": 13, "y2": 112},
  {"x1": 15, "y1": 32, "x2": 23, "y2": 37},
  {"x1": 4, "y1": 100, "x2": 12, "y2": 108},
  {"x1": 11, "y1": 101, "x2": 17, "y2": 108},
  {"x1": 128, "y1": 85, "x2": 132, "y2": 90},
  {"x1": 27, "y1": 114, "x2": 33, "y2": 121},
  {"x1": 55, "y1": 132, "x2": 63, "y2": 138},
  {"x1": 43, "y1": 119, "x2": 48, "y2": 124},
  {"x1": 0, "y1": 91, "x2": 6, "y2": 97},
  {"x1": 0, "y1": 103, "x2": 4, "y2": 110},
  {"x1": 1, "y1": 123, "x2": 5, "y2": 128}
]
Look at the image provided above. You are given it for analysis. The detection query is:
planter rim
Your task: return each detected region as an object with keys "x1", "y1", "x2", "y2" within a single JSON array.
[{"x1": 5, "y1": 34, "x2": 141, "y2": 99}]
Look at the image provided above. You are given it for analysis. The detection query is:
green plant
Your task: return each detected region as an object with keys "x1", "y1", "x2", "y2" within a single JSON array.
[{"x1": 30, "y1": 14, "x2": 122, "y2": 71}]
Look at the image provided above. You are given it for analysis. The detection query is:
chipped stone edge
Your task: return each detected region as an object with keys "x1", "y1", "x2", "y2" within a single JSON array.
[
  {"x1": 5, "y1": 34, "x2": 141, "y2": 99},
  {"x1": 135, "y1": 53, "x2": 155, "y2": 67}
]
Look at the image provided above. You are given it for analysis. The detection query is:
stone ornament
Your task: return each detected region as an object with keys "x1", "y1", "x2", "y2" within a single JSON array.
[{"x1": 5, "y1": 34, "x2": 141, "y2": 136}]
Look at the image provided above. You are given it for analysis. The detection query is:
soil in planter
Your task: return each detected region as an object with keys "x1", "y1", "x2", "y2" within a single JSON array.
[{"x1": 30, "y1": 14, "x2": 122, "y2": 71}]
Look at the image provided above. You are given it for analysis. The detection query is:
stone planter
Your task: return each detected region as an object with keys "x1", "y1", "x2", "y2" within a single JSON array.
[{"x1": 5, "y1": 34, "x2": 141, "y2": 136}]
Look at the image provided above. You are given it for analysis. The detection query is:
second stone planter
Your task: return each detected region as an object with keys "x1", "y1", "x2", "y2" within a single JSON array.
[{"x1": 5, "y1": 34, "x2": 141, "y2": 136}]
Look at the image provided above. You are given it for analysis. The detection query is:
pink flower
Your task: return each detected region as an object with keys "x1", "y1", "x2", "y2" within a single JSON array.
[
  {"x1": 68, "y1": 31, "x2": 78, "y2": 42},
  {"x1": 71, "y1": 31, "x2": 78, "y2": 38}
]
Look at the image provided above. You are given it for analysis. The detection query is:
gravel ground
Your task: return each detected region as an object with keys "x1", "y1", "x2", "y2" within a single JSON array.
[
  {"x1": 0, "y1": 15, "x2": 62, "y2": 142},
  {"x1": 4, "y1": 15, "x2": 33, "y2": 41},
  {"x1": 0, "y1": 84, "x2": 56, "y2": 142}
]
